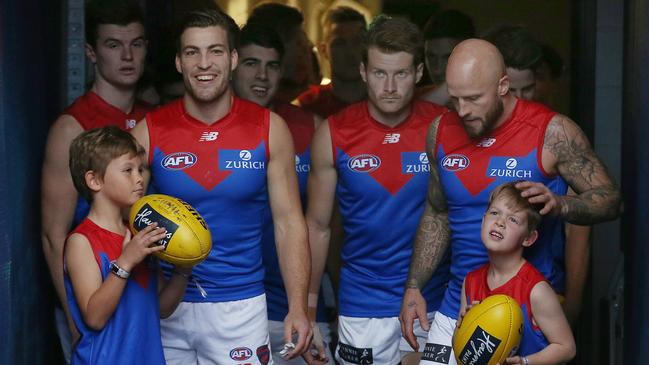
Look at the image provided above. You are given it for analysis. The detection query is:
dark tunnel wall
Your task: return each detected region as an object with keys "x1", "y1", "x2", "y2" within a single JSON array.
[{"x1": 0, "y1": 0, "x2": 64, "y2": 363}]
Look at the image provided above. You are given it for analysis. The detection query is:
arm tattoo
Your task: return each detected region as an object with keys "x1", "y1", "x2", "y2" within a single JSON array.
[
  {"x1": 406, "y1": 116, "x2": 450, "y2": 289},
  {"x1": 544, "y1": 115, "x2": 622, "y2": 224}
]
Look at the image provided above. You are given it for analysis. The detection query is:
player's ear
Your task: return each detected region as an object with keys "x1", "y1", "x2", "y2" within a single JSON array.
[
  {"x1": 522, "y1": 229, "x2": 538, "y2": 247},
  {"x1": 85, "y1": 43, "x2": 97, "y2": 64},
  {"x1": 415, "y1": 62, "x2": 424, "y2": 84},
  {"x1": 85, "y1": 170, "x2": 102, "y2": 193},
  {"x1": 359, "y1": 62, "x2": 367, "y2": 83},
  {"x1": 175, "y1": 53, "x2": 182, "y2": 74},
  {"x1": 229, "y1": 48, "x2": 238, "y2": 72},
  {"x1": 498, "y1": 74, "x2": 509, "y2": 96}
]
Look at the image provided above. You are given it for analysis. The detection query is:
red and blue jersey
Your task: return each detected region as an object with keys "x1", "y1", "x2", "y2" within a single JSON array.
[
  {"x1": 435, "y1": 99, "x2": 567, "y2": 319},
  {"x1": 261, "y1": 103, "x2": 327, "y2": 321},
  {"x1": 64, "y1": 219, "x2": 164, "y2": 364},
  {"x1": 65, "y1": 91, "x2": 152, "y2": 227},
  {"x1": 331, "y1": 100, "x2": 451, "y2": 317},
  {"x1": 146, "y1": 97, "x2": 270, "y2": 302},
  {"x1": 465, "y1": 262, "x2": 549, "y2": 356}
]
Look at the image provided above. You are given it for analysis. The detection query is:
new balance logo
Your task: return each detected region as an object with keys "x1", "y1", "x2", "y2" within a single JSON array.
[
  {"x1": 383, "y1": 133, "x2": 401, "y2": 144},
  {"x1": 199, "y1": 131, "x2": 219, "y2": 141}
]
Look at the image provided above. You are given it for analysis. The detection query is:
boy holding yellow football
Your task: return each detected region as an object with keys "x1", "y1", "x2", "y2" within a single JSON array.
[
  {"x1": 456, "y1": 182, "x2": 575, "y2": 365},
  {"x1": 64, "y1": 126, "x2": 192, "y2": 364}
]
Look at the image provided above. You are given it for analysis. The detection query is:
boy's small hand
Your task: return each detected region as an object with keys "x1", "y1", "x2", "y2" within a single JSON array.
[
  {"x1": 117, "y1": 223, "x2": 167, "y2": 271},
  {"x1": 457, "y1": 300, "x2": 479, "y2": 329},
  {"x1": 504, "y1": 356, "x2": 525, "y2": 364}
]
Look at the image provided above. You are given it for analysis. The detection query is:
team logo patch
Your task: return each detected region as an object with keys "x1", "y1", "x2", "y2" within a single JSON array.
[
  {"x1": 402, "y1": 151, "x2": 430, "y2": 174},
  {"x1": 382, "y1": 133, "x2": 401, "y2": 144},
  {"x1": 441, "y1": 154, "x2": 470, "y2": 171},
  {"x1": 487, "y1": 156, "x2": 533, "y2": 179},
  {"x1": 219, "y1": 149, "x2": 266, "y2": 170},
  {"x1": 229, "y1": 347, "x2": 252, "y2": 361},
  {"x1": 458, "y1": 326, "x2": 502, "y2": 365},
  {"x1": 347, "y1": 154, "x2": 381, "y2": 173},
  {"x1": 256, "y1": 344, "x2": 270, "y2": 365},
  {"x1": 422, "y1": 343, "x2": 452, "y2": 364},
  {"x1": 125, "y1": 119, "x2": 137, "y2": 130},
  {"x1": 338, "y1": 343, "x2": 373, "y2": 364},
  {"x1": 161, "y1": 152, "x2": 197, "y2": 170},
  {"x1": 476, "y1": 138, "x2": 496, "y2": 148}
]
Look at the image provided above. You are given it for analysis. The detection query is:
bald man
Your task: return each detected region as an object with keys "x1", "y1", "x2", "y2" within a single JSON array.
[{"x1": 399, "y1": 39, "x2": 621, "y2": 364}]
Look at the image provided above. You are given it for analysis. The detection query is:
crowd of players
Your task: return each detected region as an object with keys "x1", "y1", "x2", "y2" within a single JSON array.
[{"x1": 41, "y1": 1, "x2": 622, "y2": 364}]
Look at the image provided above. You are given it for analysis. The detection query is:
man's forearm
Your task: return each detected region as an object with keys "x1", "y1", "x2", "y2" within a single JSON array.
[
  {"x1": 277, "y1": 223, "x2": 310, "y2": 312},
  {"x1": 406, "y1": 210, "x2": 450, "y2": 290},
  {"x1": 558, "y1": 187, "x2": 622, "y2": 225}
]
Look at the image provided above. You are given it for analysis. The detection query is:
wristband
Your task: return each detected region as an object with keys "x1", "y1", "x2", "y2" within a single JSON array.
[{"x1": 109, "y1": 261, "x2": 130, "y2": 279}]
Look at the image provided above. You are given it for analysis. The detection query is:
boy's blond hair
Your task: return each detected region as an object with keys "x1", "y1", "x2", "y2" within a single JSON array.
[
  {"x1": 487, "y1": 181, "x2": 542, "y2": 233},
  {"x1": 69, "y1": 126, "x2": 144, "y2": 201}
]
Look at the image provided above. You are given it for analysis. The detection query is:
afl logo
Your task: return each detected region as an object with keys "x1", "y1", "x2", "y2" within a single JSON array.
[
  {"x1": 161, "y1": 152, "x2": 197, "y2": 170},
  {"x1": 348, "y1": 154, "x2": 381, "y2": 172},
  {"x1": 441, "y1": 154, "x2": 469, "y2": 171},
  {"x1": 239, "y1": 150, "x2": 252, "y2": 161},
  {"x1": 230, "y1": 347, "x2": 252, "y2": 361}
]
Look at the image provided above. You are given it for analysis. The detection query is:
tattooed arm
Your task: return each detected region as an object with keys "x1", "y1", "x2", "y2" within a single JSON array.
[
  {"x1": 517, "y1": 114, "x2": 622, "y2": 224},
  {"x1": 400, "y1": 115, "x2": 450, "y2": 351}
]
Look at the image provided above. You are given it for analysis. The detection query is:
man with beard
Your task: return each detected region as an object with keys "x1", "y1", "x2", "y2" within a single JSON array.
[
  {"x1": 399, "y1": 39, "x2": 622, "y2": 364},
  {"x1": 41, "y1": 0, "x2": 151, "y2": 361},
  {"x1": 306, "y1": 16, "x2": 451, "y2": 364},
  {"x1": 296, "y1": 6, "x2": 367, "y2": 118},
  {"x1": 131, "y1": 9, "x2": 311, "y2": 364}
]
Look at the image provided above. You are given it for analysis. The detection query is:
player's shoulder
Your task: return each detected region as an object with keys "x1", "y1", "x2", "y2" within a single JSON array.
[
  {"x1": 413, "y1": 99, "x2": 450, "y2": 118},
  {"x1": 328, "y1": 100, "x2": 366, "y2": 127}
]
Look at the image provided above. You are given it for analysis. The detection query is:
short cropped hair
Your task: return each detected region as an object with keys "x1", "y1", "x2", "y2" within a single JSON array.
[
  {"x1": 423, "y1": 9, "x2": 475, "y2": 41},
  {"x1": 238, "y1": 23, "x2": 285, "y2": 60},
  {"x1": 482, "y1": 25, "x2": 542, "y2": 71},
  {"x1": 85, "y1": 0, "x2": 144, "y2": 47},
  {"x1": 324, "y1": 6, "x2": 366, "y2": 29},
  {"x1": 363, "y1": 15, "x2": 423, "y2": 66},
  {"x1": 487, "y1": 182, "x2": 542, "y2": 233},
  {"x1": 69, "y1": 126, "x2": 144, "y2": 202},
  {"x1": 175, "y1": 9, "x2": 240, "y2": 52},
  {"x1": 247, "y1": 3, "x2": 304, "y2": 40}
]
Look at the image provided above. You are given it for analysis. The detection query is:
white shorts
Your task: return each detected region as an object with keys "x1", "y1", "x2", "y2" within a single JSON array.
[
  {"x1": 161, "y1": 294, "x2": 273, "y2": 365},
  {"x1": 268, "y1": 320, "x2": 334, "y2": 365},
  {"x1": 419, "y1": 312, "x2": 457, "y2": 365},
  {"x1": 336, "y1": 313, "x2": 435, "y2": 365}
]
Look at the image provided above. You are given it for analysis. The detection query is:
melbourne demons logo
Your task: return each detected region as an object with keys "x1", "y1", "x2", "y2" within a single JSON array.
[
  {"x1": 161, "y1": 152, "x2": 197, "y2": 170},
  {"x1": 348, "y1": 154, "x2": 381, "y2": 172},
  {"x1": 441, "y1": 154, "x2": 470, "y2": 172}
]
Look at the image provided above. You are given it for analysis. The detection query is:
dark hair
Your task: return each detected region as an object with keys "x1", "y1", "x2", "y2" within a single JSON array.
[
  {"x1": 175, "y1": 9, "x2": 240, "y2": 52},
  {"x1": 487, "y1": 182, "x2": 542, "y2": 233},
  {"x1": 423, "y1": 9, "x2": 475, "y2": 41},
  {"x1": 69, "y1": 126, "x2": 144, "y2": 202},
  {"x1": 363, "y1": 15, "x2": 423, "y2": 66},
  {"x1": 482, "y1": 25, "x2": 542, "y2": 71},
  {"x1": 247, "y1": 3, "x2": 304, "y2": 40},
  {"x1": 238, "y1": 23, "x2": 285, "y2": 60},
  {"x1": 539, "y1": 43, "x2": 564, "y2": 79},
  {"x1": 85, "y1": 0, "x2": 144, "y2": 47},
  {"x1": 324, "y1": 6, "x2": 366, "y2": 29}
]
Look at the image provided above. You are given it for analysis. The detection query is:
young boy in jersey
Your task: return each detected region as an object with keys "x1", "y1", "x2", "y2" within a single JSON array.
[
  {"x1": 457, "y1": 182, "x2": 575, "y2": 365},
  {"x1": 64, "y1": 126, "x2": 192, "y2": 364}
]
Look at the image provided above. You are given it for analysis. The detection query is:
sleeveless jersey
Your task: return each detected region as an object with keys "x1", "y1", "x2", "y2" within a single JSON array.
[
  {"x1": 331, "y1": 100, "x2": 451, "y2": 317},
  {"x1": 465, "y1": 262, "x2": 549, "y2": 356},
  {"x1": 147, "y1": 97, "x2": 270, "y2": 302},
  {"x1": 64, "y1": 219, "x2": 164, "y2": 364},
  {"x1": 297, "y1": 84, "x2": 350, "y2": 118},
  {"x1": 435, "y1": 99, "x2": 567, "y2": 319},
  {"x1": 65, "y1": 91, "x2": 152, "y2": 227},
  {"x1": 262, "y1": 103, "x2": 326, "y2": 321}
]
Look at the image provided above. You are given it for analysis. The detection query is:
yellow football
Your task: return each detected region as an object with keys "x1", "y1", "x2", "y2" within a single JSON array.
[
  {"x1": 129, "y1": 194, "x2": 212, "y2": 266},
  {"x1": 453, "y1": 294, "x2": 523, "y2": 365}
]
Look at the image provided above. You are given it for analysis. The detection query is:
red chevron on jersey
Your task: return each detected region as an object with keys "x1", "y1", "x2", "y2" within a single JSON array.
[
  {"x1": 436, "y1": 99, "x2": 556, "y2": 197},
  {"x1": 64, "y1": 90, "x2": 151, "y2": 130},
  {"x1": 146, "y1": 98, "x2": 270, "y2": 191},
  {"x1": 330, "y1": 100, "x2": 450, "y2": 195}
]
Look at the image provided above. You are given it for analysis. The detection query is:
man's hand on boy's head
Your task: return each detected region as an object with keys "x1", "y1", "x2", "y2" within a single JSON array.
[
  {"x1": 515, "y1": 181, "x2": 563, "y2": 216},
  {"x1": 117, "y1": 223, "x2": 166, "y2": 272}
]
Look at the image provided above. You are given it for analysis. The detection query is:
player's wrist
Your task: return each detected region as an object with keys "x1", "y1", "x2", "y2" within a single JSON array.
[{"x1": 115, "y1": 257, "x2": 134, "y2": 273}]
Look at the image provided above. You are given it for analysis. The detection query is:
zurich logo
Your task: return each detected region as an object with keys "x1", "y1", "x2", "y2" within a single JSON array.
[
  {"x1": 239, "y1": 150, "x2": 252, "y2": 161},
  {"x1": 348, "y1": 154, "x2": 381, "y2": 172},
  {"x1": 161, "y1": 152, "x2": 197, "y2": 170},
  {"x1": 229, "y1": 347, "x2": 252, "y2": 360},
  {"x1": 295, "y1": 155, "x2": 301, "y2": 165},
  {"x1": 441, "y1": 154, "x2": 470, "y2": 171},
  {"x1": 419, "y1": 153, "x2": 429, "y2": 164},
  {"x1": 506, "y1": 158, "x2": 518, "y2": 169}
]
